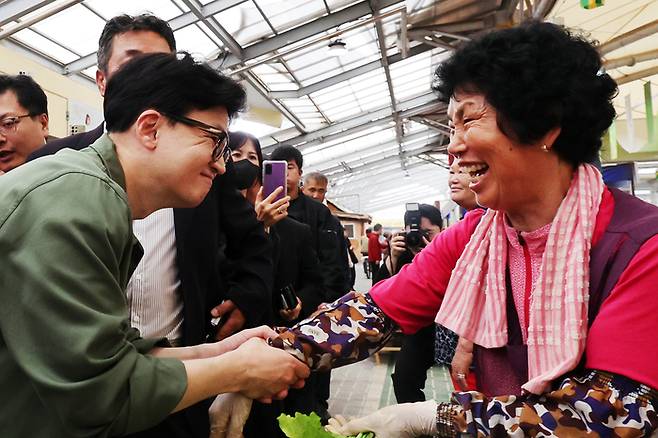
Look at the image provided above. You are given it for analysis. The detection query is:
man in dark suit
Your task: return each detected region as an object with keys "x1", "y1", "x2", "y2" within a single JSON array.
[{"x1": 28, "y1": 14, "x2": 272, "y2": 438}]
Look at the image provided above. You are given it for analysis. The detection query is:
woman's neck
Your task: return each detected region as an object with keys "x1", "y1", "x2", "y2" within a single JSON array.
[{"x1": 505, "y1": 161, "x2": 575, "y2": 232}]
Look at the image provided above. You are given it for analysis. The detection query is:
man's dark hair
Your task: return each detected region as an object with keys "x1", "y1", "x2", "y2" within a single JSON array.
[
  {"x1": 0, "y1": 75, "x2": 48, "y2": 116},
  {"x1": 373, "y1": 224, "x2": 382, "y2": 232},
  {"x1": 104, "y1": 52, "x2": 246, "y2": 132},
  {"x1": 433, "y1": 20, "x2": 617, "y2": 166},
  {"x1": 97, "y1": 14, "x2": 176, "y2": 73},
  {"x1": 418, "y1": 204, "x2": 443, "y2": 228},
  {"x1": 270, "y1": 145, "x2": 303, "y2": 170}
]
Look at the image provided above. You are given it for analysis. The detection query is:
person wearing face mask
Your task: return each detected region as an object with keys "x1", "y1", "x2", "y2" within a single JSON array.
[{"x1": 210, "y1": 131, "x2": 326, "y2": 438}]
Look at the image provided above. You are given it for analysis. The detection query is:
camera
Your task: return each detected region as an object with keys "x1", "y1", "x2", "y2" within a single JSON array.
[
  {"x1": 265, "y1": 163, "x2": 272, "y2": 174},
  {"x1": 404, "y1": 202, "x2": 428, "y2": 250}
]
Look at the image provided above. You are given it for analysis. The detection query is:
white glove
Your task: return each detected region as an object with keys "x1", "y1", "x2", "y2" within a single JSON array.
[
  {"x1": 208, "y1": 393, "x2": 253, "y2": 438},
  {"x1": 326, "y1": 400, "x2": 438, "y2": 438}
]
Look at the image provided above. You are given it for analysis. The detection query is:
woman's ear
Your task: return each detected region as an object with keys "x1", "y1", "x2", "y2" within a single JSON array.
[{"x1": 541, "y1": 126, "x2": 562, "y2": 150}]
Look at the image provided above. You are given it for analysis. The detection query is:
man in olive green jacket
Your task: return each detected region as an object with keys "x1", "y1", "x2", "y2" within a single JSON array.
[{"x1": 0, "y1": 52, "x2": 308, "y2": 437}]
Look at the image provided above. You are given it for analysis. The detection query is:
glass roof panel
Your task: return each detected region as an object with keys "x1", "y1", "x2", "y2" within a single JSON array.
[
  {"x1": 31, "y1": 4, "x2": 105, "y2": 55},
  {"x1": 81, "y1": 66, "x2": 97, "y2": 79},
  {"x1": 325, "y1": 0, "x2": 360, "y2": 12},
  {"x1": 213, "y1": 1, "x2": 272, "y2": 46},
  {"x1": 84, "y1": 0, "x2": 185, "y2": 20},
  {"x1": 12, "y1": 28, "x2": 79, "y2": 63},
  {"x1": 255, "y1": 0, "x2": 326, "y2": 33},
  {"x1": 195, "y1": 22, "x2": 226, "y2": 47},
  {"x1": 174, "y1": 24, "x2": 220, "y2": 58}
]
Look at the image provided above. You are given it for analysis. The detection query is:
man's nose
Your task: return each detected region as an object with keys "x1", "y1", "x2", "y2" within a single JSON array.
[{"x1": 212, "y1": 157, "x2": 227, "y2": 175}]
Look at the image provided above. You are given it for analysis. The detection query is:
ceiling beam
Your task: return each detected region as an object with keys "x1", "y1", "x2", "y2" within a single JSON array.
[
  {"x1": 180, "y1": 0, "x2": 243, "y2": 57},
  {"x1": 265, "y1": 92, "x2": 443, "y2": 151},
  {"x1": 220, "y1": 0, "x2": 403, "y2": 69},
  {"x1": 0, "y1": 0, "x2": 83, "y2": 40},
  {"x1": 0, "y1": 0, "x2": 56, "y2": 27},
  {"x1": 269, "y1": 43, "x2": 433, "y2": 99},
  {"x1": 604, "y1": 48, "x2": 658, "y2": 70},
  {"x1": 598, "y1": 20, "x2": 658, "y2": 56},
  {"x1": 307, "y1": 129, "x2": 445, "y2": 170},
  {"x1": 371, "y1": 0, "x2": 405, "y2": 171},
  {"x1": 63, "y1": 0, "x2": 246, "y2": 75},
  {"x1": 614, "y1": 65, "x2": 658, "y2": 86}
]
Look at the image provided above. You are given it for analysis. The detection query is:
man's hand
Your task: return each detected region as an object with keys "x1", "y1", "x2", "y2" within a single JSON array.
[
  {"x1": 210, "y1": 325, "x2": 277, "y2": 356},
  {"x1": 387, "y1": 234, "x2": 406, "y2": 274},
  {"x1": 279, "y1": 298, "x2": 302, "y2": 321},
  {"x1": 209, "y1": 393, "x2": 253, "y2": 438},
  {"x1": 211, "y1": 300, "x2": 247, "y2": 340},
  {"x1": 255, "y1": 187, "x2": 290, "y2": 228},
  {"x1": 326, "y1": 400, "x2": 438, "y2": 438},
  {"x1": 232, "y1": 338, "x2": 310, "y2": 402}
]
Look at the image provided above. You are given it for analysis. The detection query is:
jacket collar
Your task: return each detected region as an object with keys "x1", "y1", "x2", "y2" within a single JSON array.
[{"x1": 87, "y1": 133, "x2": 127, "y2": 192}]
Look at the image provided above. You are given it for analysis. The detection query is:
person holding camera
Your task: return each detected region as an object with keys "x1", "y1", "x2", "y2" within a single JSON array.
[
  {"x1": 209, "y1": 131, "x2": 325, "y2": 438},
  {"x1": 371, "y1": 205, "x2": 443, "y2": 404}
]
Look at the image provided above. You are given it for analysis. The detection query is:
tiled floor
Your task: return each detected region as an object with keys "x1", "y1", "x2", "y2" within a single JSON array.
[{"x1": 328, "y1": 264, "x2": 454, "y2": 419}]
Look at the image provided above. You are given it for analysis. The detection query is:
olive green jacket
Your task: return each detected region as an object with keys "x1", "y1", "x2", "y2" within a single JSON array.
[{"x1": 0, "y1": 135, "x2": 187, "y2": 437}]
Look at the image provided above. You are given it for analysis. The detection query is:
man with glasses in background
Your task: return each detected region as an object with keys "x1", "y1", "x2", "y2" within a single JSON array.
[{"x1": 0, "y1": 74, "x2": 49, "y2": 175}]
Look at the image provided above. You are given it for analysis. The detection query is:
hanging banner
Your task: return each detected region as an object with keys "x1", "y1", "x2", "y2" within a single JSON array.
[{"x1": 580, "y1": 0, "x2": 604, "y2": 9}]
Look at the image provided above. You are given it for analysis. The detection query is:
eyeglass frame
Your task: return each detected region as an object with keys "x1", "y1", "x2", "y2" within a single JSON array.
[
  {"x1": 164, "y1": 113, "x2": 231, "y2": 163},
  {"x1": 0, "y1": 114, "x2": 35, "y2": 136}
]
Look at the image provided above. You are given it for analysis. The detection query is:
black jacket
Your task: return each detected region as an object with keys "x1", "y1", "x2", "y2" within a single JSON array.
[
  {"x1": 28, "y1": 124, "x2": 273, "y2": 438},
  {"x1": 287, "y1": 193, "x2": 348, "y2": 301},
  {"x1": 270, "y1": 217, "x2": 325, "y2": 325}
]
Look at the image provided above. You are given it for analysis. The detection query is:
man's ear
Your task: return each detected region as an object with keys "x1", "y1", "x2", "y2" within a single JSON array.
[
  {"x1": 134, "y1": 110, "x2": 162, "y2": 151},
  {"x1": 96, "y1": 69, "x2": 107, "y2": 97},
  {"x1": 38, "y1": 114, "x2": 49, "y2": 139}
]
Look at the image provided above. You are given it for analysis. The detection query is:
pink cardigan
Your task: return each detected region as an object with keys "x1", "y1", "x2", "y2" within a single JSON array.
[{"x1": 370, "y1": 188, "x2": 658, "y2": 390}]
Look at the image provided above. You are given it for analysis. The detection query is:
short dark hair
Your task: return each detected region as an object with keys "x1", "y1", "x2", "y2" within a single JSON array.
[
  {"x1": 418, "y1": 204, "x2": 443, "y2": 228},
  {"x1": 0, "y1": 75, "x2": 48, "y2": 116},
  {"x1": 373, "y1": 223, "x2": 382, "y2": 232},
  {"x1": 104, "y1": 52, "x2": 246, "y2": 133},
  {"x1": 230, "y1": 131, "x2": 263, "y2": 182},
  {"x1": 97, "y1": 14, "x2": 176, "y2": 73},
  {"x1": 433, "y1": 21, "x2": 617, "y2": 166},
  {"x1": 270, "y1": 145, "x2": 303, "y2": 170}
]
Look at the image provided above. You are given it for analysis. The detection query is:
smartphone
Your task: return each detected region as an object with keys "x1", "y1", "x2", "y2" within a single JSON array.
[{"x1": 262, "y1": 160, "x2": 287, "y2": 202}]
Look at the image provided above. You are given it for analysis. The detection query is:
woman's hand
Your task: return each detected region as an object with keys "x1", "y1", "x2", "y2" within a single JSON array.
[
  {"x1": 255, "y1": 187, "x2": 290, "y2": 227},
  {"x1": 326, "y1": 400, "x2": 438, "y2": 438},
  {"x1": 451, "y1": 337, "x2": 474, "y2": 391},
  {"x1": 230, "y1": 338, "x2": 309, "y2": 402},
  {"x1": 279, "y1": 298, "x2": 302, "y2": 321},
  {"x1": 208, "y1": 393, "x2": 253, "y2": 438}
]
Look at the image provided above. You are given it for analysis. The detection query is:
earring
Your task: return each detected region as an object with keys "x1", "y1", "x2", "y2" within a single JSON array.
[{"x1": 542, "y1": 144, "x2": 549, "y2": 152}]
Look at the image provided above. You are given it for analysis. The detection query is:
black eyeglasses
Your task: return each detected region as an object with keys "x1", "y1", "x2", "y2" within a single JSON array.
[{"x1": 165, "y1": 113, "x2": 231, "y2": 163}]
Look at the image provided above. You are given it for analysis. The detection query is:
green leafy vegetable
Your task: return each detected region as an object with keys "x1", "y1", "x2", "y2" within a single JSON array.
[{"x1": 277, "y1": 412, "x2": 374, "y2": 438}]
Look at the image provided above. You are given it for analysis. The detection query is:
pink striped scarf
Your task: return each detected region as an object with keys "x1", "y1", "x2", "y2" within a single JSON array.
[{"x1": 435, "y1": 164, "x2": 604, "y2": 394}]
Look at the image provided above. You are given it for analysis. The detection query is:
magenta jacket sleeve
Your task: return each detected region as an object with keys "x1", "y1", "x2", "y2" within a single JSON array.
[{"x1": 370, "y1": 209, "x2": 485, "y2": 335}]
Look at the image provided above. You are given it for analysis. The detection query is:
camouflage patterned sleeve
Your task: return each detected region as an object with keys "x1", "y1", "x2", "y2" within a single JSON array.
[
  {"x1": 436, "y1": 370, "x2": 658, "y2": 437},
  {"x1": 270, "y1": 291, "x2": 397, "y2": 370}
]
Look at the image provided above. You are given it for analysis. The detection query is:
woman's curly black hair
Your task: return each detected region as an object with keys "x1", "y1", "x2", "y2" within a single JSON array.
[{"x1": 433, "y1": 21, "x2": 618, "y2": 166}]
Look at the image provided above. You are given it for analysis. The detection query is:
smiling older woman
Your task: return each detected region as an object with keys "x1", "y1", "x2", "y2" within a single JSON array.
[{"x1": 267, "y1": 21, "x2": 658, "y2": 438}]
